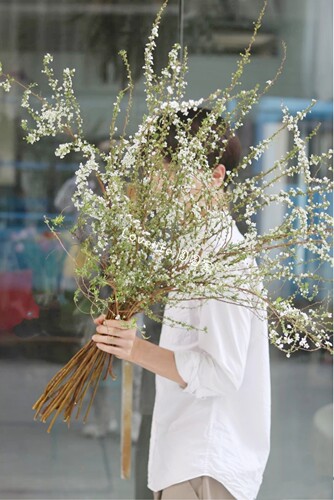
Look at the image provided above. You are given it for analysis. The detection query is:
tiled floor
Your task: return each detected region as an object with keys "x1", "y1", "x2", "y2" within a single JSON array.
[{"x1": 0, "y1": 349, "x2": 332, "y2": 500}]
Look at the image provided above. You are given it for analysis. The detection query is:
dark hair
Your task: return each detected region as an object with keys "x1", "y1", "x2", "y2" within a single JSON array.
[{"x1": 163, "y1": 108, "x2": 241, "y2": 173}]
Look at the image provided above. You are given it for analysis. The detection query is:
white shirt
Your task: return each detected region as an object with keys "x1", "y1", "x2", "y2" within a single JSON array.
[{"x1": 148, "y1": 224, "x2": 271, "y2": 500}]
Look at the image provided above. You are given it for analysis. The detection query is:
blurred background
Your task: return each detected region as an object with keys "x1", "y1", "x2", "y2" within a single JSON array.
[{"x1": 0, "y1": 0, "x2": 332, "y2": 499}]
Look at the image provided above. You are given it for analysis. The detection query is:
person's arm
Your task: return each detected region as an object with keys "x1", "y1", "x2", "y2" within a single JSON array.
[
  {"x1": 92, "y1": 315, "x2": 187, "y2": 387},
  {"x1": 173, "y1": 298, "x2": 255, "y2": 398},
  {"x1": 92, "y1": 298, "x2": 267, "y2": 399}
]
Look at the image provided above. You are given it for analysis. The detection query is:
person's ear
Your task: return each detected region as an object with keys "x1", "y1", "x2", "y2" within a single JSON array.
[{"x1": 212, "y1": 164, "x2": 226, "y2": 187}]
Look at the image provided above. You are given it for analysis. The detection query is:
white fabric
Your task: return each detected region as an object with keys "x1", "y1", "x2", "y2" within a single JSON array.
[{"x1": 148, "y1": 224, "x2": 271, "y2": 500}]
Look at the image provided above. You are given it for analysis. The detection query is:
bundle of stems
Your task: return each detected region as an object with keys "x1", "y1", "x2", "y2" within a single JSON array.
[
  {"x1": 32, "y1": 339, "x2": 111, "y2": 432},
  {"x1": 32, "y1": 303, "x2": 138, "y2": 478},
  {"x1": 29, "y1": 312, "x2": 116, "y2": 478}
]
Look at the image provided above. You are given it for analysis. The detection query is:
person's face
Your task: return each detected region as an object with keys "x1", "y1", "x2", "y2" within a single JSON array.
[
  {"x1": 154, "y1": 161, "x2": 226, "y2": 194},
  {"x1": 190, "y1": 164, "x2": 226, "y2": 196}
]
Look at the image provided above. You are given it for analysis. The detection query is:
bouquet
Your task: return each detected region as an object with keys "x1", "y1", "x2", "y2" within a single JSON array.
[{"x1": 0, "y1": 0, "x2": 332, "y2": 478}]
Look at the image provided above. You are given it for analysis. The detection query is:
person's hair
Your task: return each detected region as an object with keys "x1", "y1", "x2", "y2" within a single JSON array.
[{"x1": 163, "y1": 108, "x2": 241, "y2": 174}]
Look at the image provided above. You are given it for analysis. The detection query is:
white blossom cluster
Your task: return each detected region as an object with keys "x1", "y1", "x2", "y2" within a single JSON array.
[
  {"x1": 0, "y1": 62, "x2": 12, "y2": 92},
  {"x1": 20, "y1": 54, "x2": 83, "y2": 149}
]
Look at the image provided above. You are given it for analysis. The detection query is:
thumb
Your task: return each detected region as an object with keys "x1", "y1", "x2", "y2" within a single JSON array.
[{"x1": 94, "y1": 314, "x2": 106, "y2": 325}]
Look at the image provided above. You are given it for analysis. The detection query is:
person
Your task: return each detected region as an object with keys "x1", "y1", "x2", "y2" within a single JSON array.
[{"x1": 92, "y1": 109, "x2": 271, "y2": 500}]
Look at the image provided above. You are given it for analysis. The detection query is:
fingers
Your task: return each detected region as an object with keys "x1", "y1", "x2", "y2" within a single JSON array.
[
  {"x1": 101, "y1": 319, "x2": 134, "y2": 329},
  {"x1": 94, "y1": 314, "x2": 106, "y2": 325},
  {"x1": 95, "y1": 341, "x2": 122, "y2": 358},
  {"x1": 93, "y1": 316, "x2": 134, "y2": 329},
  {"x1": 92, "y1": 317, "x2": 136, "y2": 361},
  {"x1": 92, "y1": 333, "x2": 129, "y2": 348},
  {"x1": 92, "y1": 333, "x2": 135, "y2": 360},
  {"x1": 96, "y1": 342, "x2": 131, "y2": 361},
  {"x1": 95, "y1": 323, "x2": 135, "y2": 339}
]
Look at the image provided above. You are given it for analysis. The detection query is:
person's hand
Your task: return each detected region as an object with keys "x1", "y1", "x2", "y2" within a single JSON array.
[{"x1": 92, "y1": 315, "x2": 137, "y2": 362}]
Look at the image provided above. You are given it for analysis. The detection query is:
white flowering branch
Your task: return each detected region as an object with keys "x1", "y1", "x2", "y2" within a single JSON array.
[{"x1": 0, "y1": 0, "x2": 332, "y2": 445}]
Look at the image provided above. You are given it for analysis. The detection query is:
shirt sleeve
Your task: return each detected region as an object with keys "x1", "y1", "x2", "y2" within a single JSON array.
[{"x1": 174, "y1": 299, "x2": 254, "y2": 399}]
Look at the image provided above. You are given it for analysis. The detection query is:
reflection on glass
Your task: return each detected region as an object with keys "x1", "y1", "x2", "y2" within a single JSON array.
[{"x1": 0, "y1": 1, "x2": 332, "y2": 499}]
